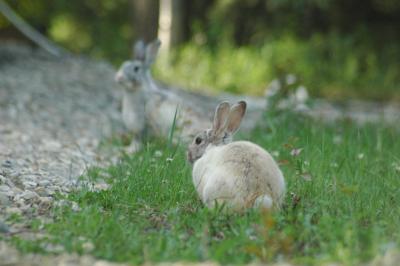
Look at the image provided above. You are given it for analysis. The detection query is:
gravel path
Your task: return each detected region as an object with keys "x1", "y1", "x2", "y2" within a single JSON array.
[
  {"x1": 0, "y1": 43, "x2": 124, "y2": 236},
  {"x1": 0, "y1": 43, "x2": 399, "y2": 265}
]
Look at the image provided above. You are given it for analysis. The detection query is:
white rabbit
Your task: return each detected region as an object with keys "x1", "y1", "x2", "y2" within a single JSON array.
[{"x1": 187, "y1": 101, "x2": 285, "y2": 212}]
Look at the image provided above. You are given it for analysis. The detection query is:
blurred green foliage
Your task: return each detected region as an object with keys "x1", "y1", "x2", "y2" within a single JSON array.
[
  {"x1": 156, "y1": 32, "x2": 400, "y2": 100},
  {"x1": 0, "y1": 0, "x2": 133, "y2": 59},
  {"x1": 1, "y1": 0, "x2": 400, "y2": 100}
]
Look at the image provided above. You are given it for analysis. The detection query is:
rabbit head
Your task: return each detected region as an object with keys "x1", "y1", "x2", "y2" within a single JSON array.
[
  {"x1": 187, "y1": 101, "x2": 246, "y2": 164},
  {"x1": 115, "y1": 39, "x2": 161, "y2": 91}
]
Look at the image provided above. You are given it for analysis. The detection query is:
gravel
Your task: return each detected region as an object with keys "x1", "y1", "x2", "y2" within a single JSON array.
[{"x1": 0, "y1": 43, "x2": 124, "y2": 236}]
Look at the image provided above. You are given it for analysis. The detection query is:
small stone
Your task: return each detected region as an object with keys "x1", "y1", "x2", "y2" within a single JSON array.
[
  {"x1": 11, "y1": 187, "x2": 22, "y2": 195},
  {"x1": 35, "y1": 187, "x2": 51, "y2": 197},
  {"x1": 38, "y1": 197, "x2": 53, "y2": 213},
  {"x1": 71, "y1": 202, "x2": 81, "y2": 212},
  {"x1": 42, "y1": 243, "x2": 65, "y2": 253},
  {"x1": 93, "y1": 182, "x2": 109, "y2": 191},
  {"x1": 0, "y1": 185, "x2": 10, "y2": 192},
  {"x1": 0, "y1": 193, "x2": 10, "y2": 205},
  {"x1": 82, "y1": 241, "x2": 95, "y2": 253},
  {"x1": 38, "y1": 180, "x2": 50, "y2": 187},
  {"x1": 54, "y1": 199, "x2": 69, "y2": 208},
  {"x1": 20, "y1": 190, "x2": 39, "y2": 200},
  {"x1": 45, "y1": 189, "x2": 55, "y2": 196},
  {"x1": 0, "y1": 221, "x2": 10, "y2": 233},
  {"x1": 5, "y1": 179, "x2": 15, "y2": 188},
  {"x1": 154, "y1": 150, "x2": 163, "y2": 157},
  {"x1": 43, "y1": 140, "x2": 62, "y2": 151},
  {"x1": 22, "y1": 181, "x2": 37, "y2": 189},
  {"x1": 19, "y1": 204, "x2": 31, "y2": 212},
  {"x1": 8, "y1": 170, "x2": 20, "y2": 178},
  {"x1": 1, "y1": 160, "x2": 12, "y2": 168},
  {"x1": 48, "y1": 186, "x2": 61, "y2": 192}
]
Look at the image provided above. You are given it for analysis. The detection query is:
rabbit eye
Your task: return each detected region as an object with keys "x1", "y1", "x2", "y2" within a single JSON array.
[
  {"x1": 133, "y1": 66, "x2": 139, "y2": 72},
  {"x1": 195, "y1": 137, "x2": 202, "y2": 145}
]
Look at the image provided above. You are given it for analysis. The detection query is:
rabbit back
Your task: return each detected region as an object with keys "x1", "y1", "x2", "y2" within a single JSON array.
[{"x1": 192, "y1": 141, "x2": 285, "y2": 211}]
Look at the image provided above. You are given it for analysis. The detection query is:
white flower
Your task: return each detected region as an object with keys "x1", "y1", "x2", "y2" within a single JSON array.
[
  {"x1": 301, "y1": 173, "x2": 312, "y2": 181},
  {"x1": 286, "y1": 74, "x2": 297, "y2": 85},
  {"x1": 357, "y1": 153, "x2": 364, "y2": 160},
  {"x1": 391, "y1": 162, "x2": 400, "y2": 172},
  {"x1": 271, "y1": 150, "x2": 280, "y2": 157},
  {"x1": 290, "y1": 148, "x2": 303, "y2": 157},
  {"x1": 294, "y1": 86, "x2": 309, "y2": 103},
  {"x1": 330, "y1": 162, "x2": 339, "y2": 168}
]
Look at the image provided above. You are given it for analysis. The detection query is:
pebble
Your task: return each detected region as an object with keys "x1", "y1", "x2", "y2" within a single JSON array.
[
  {"x1": 23, "y1": 181, "x2": 38, "y2": 189},
  {"x1": 93, "y1": 182, "x2": 109, "y2": 191},
  {"x1": 82, "y1": 242, "x2": 95, "y2": 253},
  {"x1": 38, "y1": 180, "x2": 51, "y2": 187},
  {"x1": 0, "y1": 185, "x2": 10, "y2": 192},
  {"x1": 11, "y1": 187, "x2": 22, "y2": 194},
  {"x1": 20, "y1": 190, "x2": 39, "y2": 200},
  {"x1": 0, "y1": 221, "x2": 10, "y2": 233},
  {"x1": 71, "y1": 202, "x2": 81, "y2": 212},
  {"x1": 1, "y1": 160, "x2": 12, "y2": 168},
  {"x1": 0, "y1": 193, "x2": 10, "y2": 205},
  {"x1": 38, "y1": 197, "x2": 52, "y2": 210},
  {"x1": 35, "y1": 187, "x2": 51, "y2": 197}
]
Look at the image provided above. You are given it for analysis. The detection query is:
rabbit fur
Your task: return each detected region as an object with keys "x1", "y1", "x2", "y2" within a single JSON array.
[
  {"x1": 115, "y1": 39, "x2": 211, "y2": 147},
  {"x1": 187, "y1": 101, "x2": 285, "y2": 212}
]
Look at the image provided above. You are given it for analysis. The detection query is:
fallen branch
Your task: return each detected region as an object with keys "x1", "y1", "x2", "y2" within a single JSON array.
[{"x1": 0, "y1": 0, "x2": 69, "y2": 57}]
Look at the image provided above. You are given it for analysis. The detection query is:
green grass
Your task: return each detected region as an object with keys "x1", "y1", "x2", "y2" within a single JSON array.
[{"x1": 11, "y1": 111, "x2": 400, "y2": 265}]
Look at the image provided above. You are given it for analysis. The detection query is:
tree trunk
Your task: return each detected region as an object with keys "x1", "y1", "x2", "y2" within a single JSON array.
[
  {"x1": 158, "y1": 0, "x2": 185, "y2": 52},
  {"x1": 132, "y1": 0, "x2": 160, "y2": 43},
  {"x1": 170, "y1": 0, "x2": 184, "y2": 47}
]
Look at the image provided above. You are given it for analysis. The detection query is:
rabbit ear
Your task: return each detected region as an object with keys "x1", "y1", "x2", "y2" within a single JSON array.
[
  {"x1": 212, "y1": 101, "x2": 231, "y2": 136},
  {"x1": 225, "y1": 101, "x2": 246, "y2": 135},
  {"x1": 133, "y1": 40, "x2": 145, "y2": 61},
  {"x1": 145, "y1": 39, "x2": 161, "y2": 66}
]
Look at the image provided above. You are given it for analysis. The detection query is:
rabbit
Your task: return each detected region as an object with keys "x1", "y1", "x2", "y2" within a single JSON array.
[
  {"x1": 115, "y1": 39, "x2": 213, "y2": 146},
  {"x1": 187, "y1": 101, "x2": 285, "y2": 212},
  {"x1": 115, "y1": 39, "x2": 162, "y2": 152},
  {"x1": 115, "y1": 39, "x2": 267, "y2": 149}
]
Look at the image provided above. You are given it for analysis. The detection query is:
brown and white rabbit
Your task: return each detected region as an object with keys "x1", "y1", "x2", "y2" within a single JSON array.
[{"x1": 187, "y1": 101, "x2": 285, "y2": 212}]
